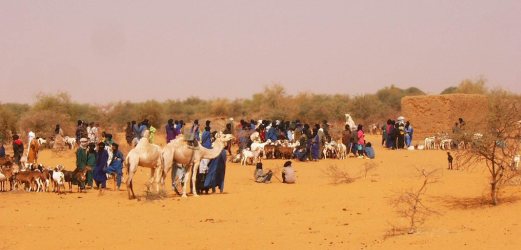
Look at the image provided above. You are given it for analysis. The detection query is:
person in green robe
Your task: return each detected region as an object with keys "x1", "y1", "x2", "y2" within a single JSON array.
[
  {"x1": 75, "y1": 138, "x2": 89, "y2": 190},
  {"x1": 148, "y1": 124, "x2": 157, "y2": 143},
  {"x1": 86, "y1": 142, "x2": 97, "y2": 188}
]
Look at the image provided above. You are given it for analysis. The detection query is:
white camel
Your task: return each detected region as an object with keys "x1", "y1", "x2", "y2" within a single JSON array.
[
  {"x1": 125, "y1": 130, "x2": 163, "y2": 199},
  {"x1": 345, "y1": 113, "x2": 357, "y2": 131},
  {"x1": 161, "y1": 132, "x2": 234, "y2": 197}
]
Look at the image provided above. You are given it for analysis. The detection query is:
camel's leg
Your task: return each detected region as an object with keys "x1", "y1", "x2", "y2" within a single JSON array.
[
  {"x1": 147, "y1": 168, "x2": 155, "y2": 192},
  {"x1": 126, "y1": 164, "x2": 137, "y2": 199},
  {"x1": 182, "y1": 167, "x2": 191, "y2": 198},
  {"x1": 191, "y1": 161, "x2": 199, "y2": 197},
  {"x1": 153, "y1": 163, "x2": 162, "y2": 193}
]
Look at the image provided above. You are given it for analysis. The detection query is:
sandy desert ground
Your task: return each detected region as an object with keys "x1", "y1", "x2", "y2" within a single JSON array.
[{"x1": 1, "y1": 134, "x2": 521, "y2": 250}]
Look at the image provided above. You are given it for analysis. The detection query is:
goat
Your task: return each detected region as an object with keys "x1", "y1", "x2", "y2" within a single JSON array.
[
  {"x1": 251, "y1": 139, "x2": 271, "y2": 159},
  {"x1": 73, "y1": 167, "x2": 91, "y2": 192},
  {"x1": 0, "y1": 167, "x2": 15, "y2": 191},
  {"x1": 241, "y1": 148, "x2": 260, "y2": 166},
  {"x1": 323, "y1": 142, "x2": 337, "y2": 159},
  {"x1": 0, "y1": 156, "x2": 14, "y2": 167},
  {"x1": 37, "y1": 138, "x2": 47, "y2": 147},
  {"x1": 277, "y1": 146, "x2": 294, "y2": 159},
  {"x1": 64, "y1": 136, "x2": 76, "y2": 149},
  {"x1": 62, "y1": 169, "x2": 75, "y2": 193},
  {"x1": 336, "y1": 142, "x2": 347, "y2": 160},
  {"x1": 0, "y1": 170, "x2": 6, "y2": 191},
  {"x1": 264, "y1": 144, "x2": 277, "y2": 159},
  {"x1": 52, "y1": 166, "x2": 66, "y2": 193},
  {"x1": 424, "y1": 137, "x2": 435, "y2": 150},
  {"x1": 13, "y1": 171, "x2": 40, "y2": 192},
  {"x1": 440, "y1": 139, "x2": 452, "y2": 150}
]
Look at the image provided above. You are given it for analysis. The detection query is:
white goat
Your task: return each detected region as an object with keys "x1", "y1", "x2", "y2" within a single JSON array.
[
  {"x1": 52, "y1": 165, "x2": 66, "y2": 193},
  {"x1": 241, "y1": 148, "x2": 260, "y2": 166},
  {"x1": 336, "y1": 142, "x2": 347, "y2": 159},
  {"x1": 64, "y1": 136, "x2": 76, "y2": 149}
]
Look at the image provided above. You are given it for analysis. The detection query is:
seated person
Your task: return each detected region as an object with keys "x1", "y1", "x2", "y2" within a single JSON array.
[
  {"x1": 105, "y1": 143, "x2": 124, "y2": 190},
  {"x1": 282, "y1": 161, "x2": 296, "y2": 184},
  {"x1": 254, "y1": 162, "x2": 272, "y2": 183},
  {"x1": 293, "y1": 147, "x2": 307, "y2": 162},
  {"x1": 364, "y1": 142, "x2": 375, "y2": 159}
]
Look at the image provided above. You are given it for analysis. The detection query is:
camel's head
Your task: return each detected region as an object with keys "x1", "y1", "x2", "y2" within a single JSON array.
[{"x1": 216, "y1": 132, "x2": 234, "y2": 142}]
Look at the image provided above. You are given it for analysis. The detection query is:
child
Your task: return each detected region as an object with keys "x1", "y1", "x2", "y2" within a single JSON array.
[
  {"x1": 254, "y1": 162, "x2": 272, "y2": 183},
  {"x1": 447, "y1": 152, "x2": 453, "y2": 170},
  {"x1": 282, "y1": 161, "x2": 296, "y2": 184}
]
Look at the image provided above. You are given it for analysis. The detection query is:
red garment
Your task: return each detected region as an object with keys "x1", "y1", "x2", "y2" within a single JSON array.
[
  {"x1": 14, "y1": 139, "x2": 23, "y2": 145},
  {"x1": 260, "y1": 130, "x2": 266, "y2": 142}
]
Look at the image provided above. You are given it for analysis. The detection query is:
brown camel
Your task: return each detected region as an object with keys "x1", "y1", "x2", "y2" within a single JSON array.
[
  {"x1": 125, "y1": 130, "x2": 163, "y2": 199},
  {"x1": 161, "y1": 132, "x2": 233, "y2": 197}
]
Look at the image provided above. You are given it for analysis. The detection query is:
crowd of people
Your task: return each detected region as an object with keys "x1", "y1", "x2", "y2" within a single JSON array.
[
  {"x1": 381, "y1": 118, "x2": 414, "y2": 150},
  {"x1": 1, "y1": 116, "x2": 384, "y2": 193}
]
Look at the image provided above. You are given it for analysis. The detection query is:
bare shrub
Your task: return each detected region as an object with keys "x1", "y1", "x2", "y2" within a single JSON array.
[
  {"x1": 361, "y1": 161, "x2": 378, "y2": 178},
  {"x1": 0, "y1": 106, "x2": 18, "y2": 142},
  {"x1": 388, "y1": 168, "x2": 440, "y2": 236},
  {"x1": 322, "y1": 165, "x2": 357, "y2": 184},
  {"x1": 19, "y1": 110, "x2": 73, "y2": 139}
]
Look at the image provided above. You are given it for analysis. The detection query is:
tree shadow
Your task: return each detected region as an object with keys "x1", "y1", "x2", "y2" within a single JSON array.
[{"x1": 432, "y1": 195, "x2": 521, "y2": 210}]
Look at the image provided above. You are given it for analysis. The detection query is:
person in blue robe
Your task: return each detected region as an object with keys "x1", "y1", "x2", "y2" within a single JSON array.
[
  {"x1": 204, "y1": 149, "x2": 227, "y2": 193},
  {"x1": 201, "y1": 126, "x2": 212, "y2": 149},
  {"x1": 105, "y1": 143, "x2": 124, "y2": 190},
  {"x1": 311, "y1": 129, "x2": 320, "y2": 161},
  {"x1": 93, "y1": 142, "x2": 109, "y2": 191}
]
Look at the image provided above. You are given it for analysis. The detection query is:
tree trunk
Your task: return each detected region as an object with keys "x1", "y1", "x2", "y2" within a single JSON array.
[{"x1": 491, "y1": 182, "x2": 498, "y2": 205}]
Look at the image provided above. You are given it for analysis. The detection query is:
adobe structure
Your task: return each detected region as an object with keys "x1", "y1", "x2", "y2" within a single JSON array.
[{"x1": 401, "y1": 94, "x2": 488, "y2": 139}]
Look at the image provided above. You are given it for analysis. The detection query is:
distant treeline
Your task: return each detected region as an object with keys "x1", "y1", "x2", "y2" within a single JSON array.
[{"x1": 0, "y1": 78, "x2": 498, "y2": 141}]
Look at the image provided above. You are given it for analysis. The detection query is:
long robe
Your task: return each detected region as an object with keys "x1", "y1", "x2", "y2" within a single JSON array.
[
  {"x1": 76, "y1": 148, "x2": 88, "y2": 170},
  {"x1": 311, "y1": 135, "x2": 320, "y2": 160},
  {"x1": 86, "y1": 151, "x2": 96, "y2": 186},
  {"x1": 201, "y1": 131, "x2": 212, "y2": 149},
  {"x1": 27, "y1": 139, "x2": 39, "y2": 164},
  {"x1": 204, "y1": 150, "x2": 227, "y2": 192},
  {"x1": 93, "y1": 150, "x2": 109, "y2": 184}
]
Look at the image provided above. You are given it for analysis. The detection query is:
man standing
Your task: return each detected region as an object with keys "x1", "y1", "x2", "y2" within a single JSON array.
[
  {"x1": 75, "y1": 138, "x2": 88, "y2": 191},
  {"x1": 12, "y1": 135, "x2": 24, "y2": 165},
  {"x1": 166, "y1": 119, "x2": 176, "y2": 143}
]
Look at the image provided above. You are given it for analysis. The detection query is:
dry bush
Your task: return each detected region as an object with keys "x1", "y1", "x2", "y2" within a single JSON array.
[
  {"x1": 0, "y1": 105, "x2": 18, "y2": 142},
  {"x1": 322, "y1": 165, "x2": 357, "y2": 184},
  {"x1": 19, "y1": 110, "x2": 74, "y2": 139},
  {"x1": 387, "y1": 168, "x2": 440, "y2": 236},
  {"x1": 361, "y1": 161, "x2": 378, "y2": 178},
  {"x1": 454, "y1": 93, "x2": 521, "y2": 205}
]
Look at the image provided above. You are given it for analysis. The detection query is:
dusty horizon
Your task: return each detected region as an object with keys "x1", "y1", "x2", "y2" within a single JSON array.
[{"x1": 1, "y1": 1, "x2": 520, "y2": 104}]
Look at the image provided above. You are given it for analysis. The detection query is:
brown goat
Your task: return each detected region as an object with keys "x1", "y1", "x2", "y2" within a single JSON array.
[
  {"x1": 264, "y1": 145, "x2": 277, "y2": 159},
  {"x1": 0, "y1": 167, "x2": 15, "y2": 191},
  {"x1": 14, "y1": 171, "x2": 41, "y2": 191},
  {"x1": 73, "y1": 167, "x2": 91, "y2": 192},
  {"x1": 277, "y1": 146, "x2": 294, "y2": 159}
]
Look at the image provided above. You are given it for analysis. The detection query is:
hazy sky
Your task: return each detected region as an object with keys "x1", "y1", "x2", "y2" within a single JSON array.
[{"x1": 1, "y1": 0, "x2": 520, "y2": 104}]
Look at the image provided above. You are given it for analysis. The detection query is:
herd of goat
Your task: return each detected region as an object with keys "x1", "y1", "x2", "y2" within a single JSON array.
[
  {"x1": 236, "y1": 139, "x2": 348, "y2": 165},
  {"x1": 0, "y1": 157, "x2": 90, "y2": 193}
]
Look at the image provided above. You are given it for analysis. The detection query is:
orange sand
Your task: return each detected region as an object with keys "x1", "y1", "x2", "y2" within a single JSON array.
[{"x1": 1, "y1": 135, "x2": 520, "y2": 249}]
